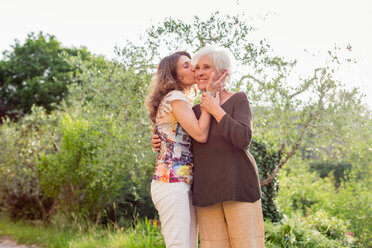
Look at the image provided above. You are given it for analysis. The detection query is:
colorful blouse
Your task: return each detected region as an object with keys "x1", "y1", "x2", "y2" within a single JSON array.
[{"x1": 153, "y1": 90, "x2": 194, "y2": 184}]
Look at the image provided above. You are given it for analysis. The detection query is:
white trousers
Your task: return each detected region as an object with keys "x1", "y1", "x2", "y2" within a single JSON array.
[{"x1": 151, "y1": 180, "x2": 198, "y2": 248}]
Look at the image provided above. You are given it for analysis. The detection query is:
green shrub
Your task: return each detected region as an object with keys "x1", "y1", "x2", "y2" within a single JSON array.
[
  {"x1": 304, "y1": 209, "x2": 349, "y2": 242},
  {"x1": 309, "y1": 161, "x2": 352, "y2": 188},
  {"x1": 277, "y1": 161, "x2": 371, "y2": 247},
  {"x1": 265, "y1": 217, "x2": 343, "y2": 248},
  {"x1": 250, "y1": 138, "x2": 282, "y2": 222},
  {"x1": 277, "y1": 161, "x2": 333, "y2": 216},
  {"x1": 61, "y1": 54, "x2": 157, "y2": 222},
  {"x1": 38, "y1": 114, "x2": 120, "y2": 222},
  {"x1": 325, "y1": 171, "x2": 372, "y2": 247},
  {"x1": 0, "y1": 106, "x2": 60, "y2": 221}
]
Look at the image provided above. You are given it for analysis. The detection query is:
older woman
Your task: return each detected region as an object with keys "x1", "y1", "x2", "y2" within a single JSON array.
[{"x1": 153, "y1": 47, "x2": 265, "y2": 248}]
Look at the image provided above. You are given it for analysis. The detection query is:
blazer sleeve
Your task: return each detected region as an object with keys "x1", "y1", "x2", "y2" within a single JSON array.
[{"x1": 215, "y1": 92, "x2": 253, "y2": 149}]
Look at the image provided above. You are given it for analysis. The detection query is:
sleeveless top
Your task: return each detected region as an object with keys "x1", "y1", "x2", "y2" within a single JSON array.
[{"x1": 153, "y1": 90, "x2": 194, "y2": 184}]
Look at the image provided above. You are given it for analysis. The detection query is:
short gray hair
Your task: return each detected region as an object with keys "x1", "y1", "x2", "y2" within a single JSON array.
[{"x1": 192, "y1": 46, "x2": 232, "y2": 81}]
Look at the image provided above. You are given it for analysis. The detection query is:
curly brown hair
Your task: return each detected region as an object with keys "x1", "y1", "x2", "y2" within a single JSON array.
[{"x1": 146, "y1": 51, "x2": 195, "y2": 123}]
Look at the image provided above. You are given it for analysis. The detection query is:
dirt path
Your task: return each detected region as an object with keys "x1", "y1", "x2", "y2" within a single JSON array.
[{"x1": 0, "y1": 236, "x2": 39, "y2": 248}]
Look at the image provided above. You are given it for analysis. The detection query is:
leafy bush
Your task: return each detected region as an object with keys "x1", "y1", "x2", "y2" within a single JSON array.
[
  {"x1": 62, "y1": 54, "x2": 157, "y2": 222},
  {"x1": 325, "y1": 171, "x2": 372, "y2": 247},
  {"x1": 250, "y1": 138, "x2": 281, "y2": 222},
  {"x1": 265, "y1": 217, "x2": 344, "y2": 248},
  {"x1": 38, "y1": 114, "x2": 120, "y2": 222},
  {"x1": 278, "y1": 161, "x2": 371, "y2": 247},
  {"x1": 304, "y1": 209, "x2": 348, "y2": 242},
  {"x1": 277, "y1": 160, "x2": 333, "y2": 216},
  {"x1": 309, "y1": 161, "x2": 352, "y2": 188},
  {"x1": 0, "y1": 106, "x2": 60, "y2": 221}
]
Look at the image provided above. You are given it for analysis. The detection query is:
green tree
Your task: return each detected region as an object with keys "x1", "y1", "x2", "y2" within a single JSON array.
[{"x1": 0, "y1": 32, "x2": 91, "y2": 121}]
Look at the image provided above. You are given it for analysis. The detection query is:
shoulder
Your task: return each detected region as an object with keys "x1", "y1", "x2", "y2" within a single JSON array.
[
  {"x1": 232, "y1": 92, "x2": 251, "y2": 113},
  {"x1": 236, "y1": 91, "x2": 248, "y2": 100},
  {"x1": 230, "y1": 91, "x2": 249, "y2": 104},
  {"x1": 165, "y1": 90, "x2": 187, "y2": 102}
]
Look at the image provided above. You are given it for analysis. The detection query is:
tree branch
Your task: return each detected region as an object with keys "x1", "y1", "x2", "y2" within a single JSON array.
[
  {"x1": 277, "y1": 139, "x2": 286, "y2": 162},
  {"x1": 239, "y1": 74, "x2": 265, "y2": 87},
  {"x1": 49, "y1": 133, "x2": 59, "y2": 151},
  {"x1": 196, "y1": 32, "x2": 206, "y2": 47},
  {"x1": 289, "y1": 68, "x2": 320, "y2": 99},
  {"x1": 260, "y1": 111, "x2": 317, "y2": 186}
]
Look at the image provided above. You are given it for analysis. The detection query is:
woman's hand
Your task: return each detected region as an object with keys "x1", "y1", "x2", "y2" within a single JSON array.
[
  {"x1": 151, "y1": 134, "x2": 161, "y2": 151},
  {"x1": 201, "y1": 92, "x2": 220, "y2": 114},
  {"x1": 201, "y1": 92, "x2": 227, "y2": 123},
  {"x1": 206, "y1": 70, "x2": 228, "y2": 94}
]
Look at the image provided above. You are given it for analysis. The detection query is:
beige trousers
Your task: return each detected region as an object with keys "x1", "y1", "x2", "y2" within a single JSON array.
[{"x1": 196, "y1": 200, "x2": 265, "y2": 248}]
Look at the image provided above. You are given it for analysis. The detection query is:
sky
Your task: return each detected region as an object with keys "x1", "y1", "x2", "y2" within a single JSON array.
[{"x1": 1, "y1": 0, "x2": 371, "y2": 107}]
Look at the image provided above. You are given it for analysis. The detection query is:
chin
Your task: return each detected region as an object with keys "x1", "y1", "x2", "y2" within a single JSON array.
[{"x1": 196, "y1": 83, "x2": 207, "y2": 91}]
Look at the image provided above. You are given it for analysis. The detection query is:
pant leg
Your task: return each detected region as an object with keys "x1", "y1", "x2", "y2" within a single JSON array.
[
  {"x1": 151, "y1": 180, "x2": 193, "y2": 248},
  {"x1": 222, "y1": 200, "x2": 265, "y2": 248},
  {"x1": 189, "y1": 193, "x2": 198, "y2": 248},
  {"x1": 196, "y1": 203, "x2": 231, "y2": 248}
]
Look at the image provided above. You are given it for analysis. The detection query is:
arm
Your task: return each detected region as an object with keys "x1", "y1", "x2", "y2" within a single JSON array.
[
  {"x1": 151, "y1": 105, "x2": 202, "y2": 150},
  {"x1": 203, "y1": 92, "x2": 253, "y2": 149},
  {"x1": 171, "y1": 100, "x2": 211, "y2": 143}
]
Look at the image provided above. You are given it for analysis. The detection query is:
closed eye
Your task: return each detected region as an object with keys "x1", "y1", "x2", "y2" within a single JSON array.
[{"x1": 184, "y1": 62, "x2": 191, "y2": 68}]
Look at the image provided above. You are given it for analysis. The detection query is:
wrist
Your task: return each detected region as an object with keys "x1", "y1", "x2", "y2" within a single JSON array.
[
  {"x1": 212, "y1": 107, "x2": 226, "y2": 123},
  {"x1": 207, "y1": 91, "x2": 215, "y2": 97}
]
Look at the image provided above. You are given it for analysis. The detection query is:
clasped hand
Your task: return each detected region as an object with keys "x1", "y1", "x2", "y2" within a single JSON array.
[{"x1": 200, "y1": 92, "x2": 220, "y2": 114}]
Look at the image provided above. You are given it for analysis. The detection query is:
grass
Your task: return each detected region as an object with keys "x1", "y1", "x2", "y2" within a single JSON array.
[
  {"x1": 0, "y1": 214, "x2": 348, "y2": 248},
  {"x1": 0, "y1": 215, "x2": 165, "y2": 248},
  {"x1": 0, "y1": 216, "x2": 76, "y2": 247}
]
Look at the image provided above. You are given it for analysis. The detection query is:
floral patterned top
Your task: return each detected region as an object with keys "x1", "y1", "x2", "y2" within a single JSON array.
[{"x1": 153, "y1": 90, "x2": 194, "y2": 184}]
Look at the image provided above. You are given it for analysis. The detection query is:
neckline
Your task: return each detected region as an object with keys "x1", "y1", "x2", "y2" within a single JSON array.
[{"x1": 220, "y1": 92, "x2": 239, "y2": 107}]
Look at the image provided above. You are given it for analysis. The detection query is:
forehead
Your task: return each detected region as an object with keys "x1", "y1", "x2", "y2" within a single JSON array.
[
  {"x1": 196, "y1": 55, "x2": 213, "y2": 66},
  {"x1": 178, "y1": 55, "x2": 191, "y2": 64}
]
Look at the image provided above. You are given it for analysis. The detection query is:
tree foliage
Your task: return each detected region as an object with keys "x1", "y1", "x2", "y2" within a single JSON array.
[{"x1": 0, "y1": 32, "x2": 91, "y2": 121}]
